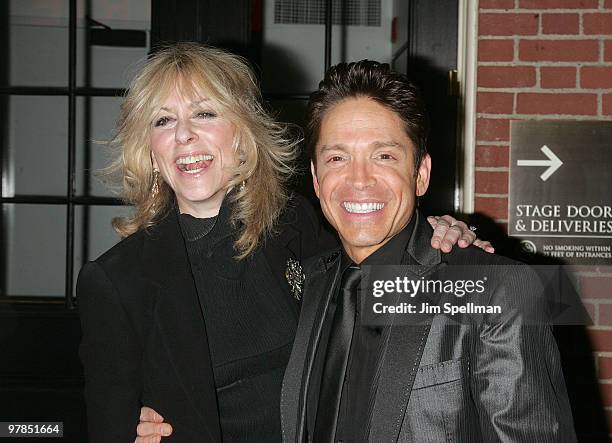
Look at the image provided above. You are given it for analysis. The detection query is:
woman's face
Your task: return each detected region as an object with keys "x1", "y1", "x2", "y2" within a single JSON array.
[{"x1": 150, "y1": 88, "x2": 238, "y2": 218}]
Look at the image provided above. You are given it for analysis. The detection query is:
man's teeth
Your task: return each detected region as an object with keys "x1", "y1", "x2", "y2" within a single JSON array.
[
  {"x1": 175, "y1": 154, "x2": 214, "y2": 165},
  {"x1": 343, "y1": 202, "x2": 385, "y2": 213}
]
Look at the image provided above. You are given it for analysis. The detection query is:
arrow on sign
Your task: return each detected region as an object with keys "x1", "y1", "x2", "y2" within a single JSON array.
[{"x1": 517, "y1": 145, "x2": 563, "y2": 181}]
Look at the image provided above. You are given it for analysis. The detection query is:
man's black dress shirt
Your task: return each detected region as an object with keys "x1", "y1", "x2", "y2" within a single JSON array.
[{"x1": 308, "y1": 217, "x2": 416, "y2": 442}]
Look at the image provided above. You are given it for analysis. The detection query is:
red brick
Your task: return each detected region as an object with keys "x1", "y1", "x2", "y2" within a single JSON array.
[
  {"x1": 607, "y1": 0, "x2": 612, "y2": 7},
  {"x1": 600, "y1": 383, "x2": 612, "y2": 407},
  {"x1": 588, "y1": 329, "x2": 612, "y2": 352},
  {"x1": 582, "y1": 276, "x2": 612, "y2": 299},
  {"x1": 480, "y1": 0, "x2": 515, "y2": 8},
  {"x1": 540, "y1": 66, "x2": 576, "y2": 88},
  {"x1": 604, "y1": 94, "x2": 612, "y2": 115},
  {"x1": 477, "y1": 92, "x2": 514, "y2": 114},
  {"x1": 478, "y1": 66, "x2": 536, "y2": 87},
  {"x1": 600, "y1": 356, "x2": 612, "y2": 379},
  {"x1": 542, "y1": 13, "x2": 579, "y2": 34},
  {"x1": 476, "y1": 118, "x2": 510, "y2": 141},
  {"x1": 600, "y1": 305, "x2": 612, "y2": 326},
  {"x1": 581, "y1": 67, "x2": 612, "y2": 89},
  {"x1": 478, "y1": 39, "x2": 514, "y2": 62},
  {"x1": 476, "y1": 145, "x2": 510, "y2": 168},
  {"x1": 517, "y1": 93, "x2": 597, "y2": 115},
  {"x1": 584, "y1": 13, "x2": 612, "y2": 35},
  {"x1": 519, "y1": 0, "x2": 598, "y2": 8},
  {"x1": 479, "y1": 13, "x2": 539, "y2": 36},
  {"x1": 519, "y1": 40, "x2": 599, "y2": 62},
  {"x1": 475, "y1": 171, "x2": 509, "y2": 194},
  {"x1": 475, "y1": 145, "x2": 510, "y2": 167},
  {"x1": 474, "y1": 196, "x2": 509, "y2": 220},
  {"x1": 605, "y1": 41, "x2": 612, "y2": 62}
]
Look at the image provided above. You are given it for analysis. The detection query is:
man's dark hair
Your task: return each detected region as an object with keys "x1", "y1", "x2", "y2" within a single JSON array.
[{"x1": 305, "y1": 60, "x2": 429, "y2": 171}]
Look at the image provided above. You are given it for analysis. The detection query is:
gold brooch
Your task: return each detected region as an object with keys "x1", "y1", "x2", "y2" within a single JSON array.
[{"x1": 285, "y1": 258, "x2": 305, "y2": 300}]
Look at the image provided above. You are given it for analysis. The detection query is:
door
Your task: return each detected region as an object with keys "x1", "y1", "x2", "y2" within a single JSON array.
[{"x1": 259, "y1": 0, "x2": 459, "y2": 214}]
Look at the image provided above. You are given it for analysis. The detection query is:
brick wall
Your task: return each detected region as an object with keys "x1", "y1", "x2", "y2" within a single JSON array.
[{"x1": 474, "y1": 0, "x2": 612, "y2": 438}]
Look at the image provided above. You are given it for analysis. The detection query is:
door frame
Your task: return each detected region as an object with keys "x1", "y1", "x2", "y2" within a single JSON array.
[{"x1": 457, "y1": 0, "x2": 478, "y2": 213}]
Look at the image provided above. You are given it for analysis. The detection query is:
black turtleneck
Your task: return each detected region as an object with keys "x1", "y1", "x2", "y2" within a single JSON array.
[{"x1": 178, "y1": 197, "x2": 298, "y2": 442}]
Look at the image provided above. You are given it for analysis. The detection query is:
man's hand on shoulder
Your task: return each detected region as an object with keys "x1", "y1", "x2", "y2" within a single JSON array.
[
  {"x1": 427, "y1": 215, "x2": 494, "y2": 253},
  {"x1": 135, "y1": 407, "x2": 172, "y2": 443}
]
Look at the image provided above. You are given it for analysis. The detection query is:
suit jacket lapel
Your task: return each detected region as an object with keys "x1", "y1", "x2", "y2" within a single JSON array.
[
  {"x1": 369, "y1": 212, "x2": 443, "y2": 443},
  {"x1": 281, "y1": 250, "x2": 342, "y2": 442},
  {"x1": 142, "y1": 209, "x2": 221, "y2": 441}
]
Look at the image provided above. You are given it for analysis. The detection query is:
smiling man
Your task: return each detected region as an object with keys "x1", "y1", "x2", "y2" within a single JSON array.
[
  {"x1": 280, "y1": 61, "x2": 576, "y2": 442},
  {"x1": 310, "y1": 95, "x2": 429, "y2": 264}
]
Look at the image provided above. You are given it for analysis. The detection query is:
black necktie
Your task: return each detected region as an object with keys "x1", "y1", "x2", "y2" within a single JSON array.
[{"x1": 313, "y1": 265, "x2": 362, "y2": 442}]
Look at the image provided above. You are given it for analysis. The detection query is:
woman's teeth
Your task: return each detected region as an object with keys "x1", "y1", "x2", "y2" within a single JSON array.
[
  {"x1": 176, "y1": 154, "x2": 214, "y2": 164},
  {"x1": 343, "y1": 202, "x2": 385, "y2": 213},
  {"x1": 176, "y1": 154, "x2": 214, "y2": 173}
]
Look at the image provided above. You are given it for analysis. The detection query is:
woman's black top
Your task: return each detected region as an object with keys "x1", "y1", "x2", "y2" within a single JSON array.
[{"x1": 178, "y1": 198, "x2": 299, "y2": 442}]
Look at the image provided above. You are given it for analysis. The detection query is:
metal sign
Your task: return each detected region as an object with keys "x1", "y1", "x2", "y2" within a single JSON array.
[{"x1": 509, "y1": 121, "x2": 612, "y2": 264}]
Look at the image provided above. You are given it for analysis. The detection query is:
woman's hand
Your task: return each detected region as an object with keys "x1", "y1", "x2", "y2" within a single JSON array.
[
  {"x1": 427, "y1": 215, "x2": 494, "y2": 253},
  {"x1": 135, "y1": 406, "x2": 172, "y2": 443}
]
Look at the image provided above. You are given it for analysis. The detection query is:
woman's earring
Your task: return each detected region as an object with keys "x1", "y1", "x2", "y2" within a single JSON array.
[
  {"x1": 152, "y1": 168, "x2": 160, "y2": 197},
  {"x1": 239, "y1": 180, "x2": 246, "y2": 191}
]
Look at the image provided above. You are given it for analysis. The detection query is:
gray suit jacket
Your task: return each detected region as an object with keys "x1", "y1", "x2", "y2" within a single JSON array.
[{"x1": 281, "y1": 213, "x2": 576, "y2": 442}]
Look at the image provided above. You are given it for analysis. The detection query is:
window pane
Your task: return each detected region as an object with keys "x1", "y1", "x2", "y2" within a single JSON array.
[
  {"x1": 261, "y1": 1, "x2": 325, "y2": 94},
  {"x1": 3, "y1": 204, "x2": 66, "y2": 297},
  {"x1": 76, "y1": 0, "x2": 150, "y2": 89},
  {"x1": 75, "y1": 96, "x2": 122, "y2": 197},
  {"x1": 72, "y1": 205, "x2": 130, "y2": 297},
  {"x1": 9, "y1": 0, "x2": 69, "y2": 87},
  {"x1": 8, "y1": 0, "x2": 151, "y2": 88},
  {"x1": 74, "y1": 205, "x2": 129, "y2": 263},
  {"x1": 4, "y1": 96, "x2": 68, "y2": 197}
]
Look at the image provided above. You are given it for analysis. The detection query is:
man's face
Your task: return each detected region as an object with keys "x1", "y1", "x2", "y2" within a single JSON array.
[{"x1": 311, "y1": 97, "x2": 431, "y2": 263}]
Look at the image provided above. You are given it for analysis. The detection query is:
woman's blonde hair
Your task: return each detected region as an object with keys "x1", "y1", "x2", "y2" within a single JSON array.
[{"x1": 107, "y1": 42, "x2": 298, "y2": 258}]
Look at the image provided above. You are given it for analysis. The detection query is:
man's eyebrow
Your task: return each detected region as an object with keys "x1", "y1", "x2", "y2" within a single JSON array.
[
  {"x1": 370, "y1": 140, "x2": 404, "y2": 149},
  {"x1": 319, "y1": 141, "x2": 404, "y2": 151},
  {"x1": 320, "y1": 140, "x2": 404, "y2": 151},
  {"x1": 319, "y1": 144, "x2": 348, "y2": 153}
]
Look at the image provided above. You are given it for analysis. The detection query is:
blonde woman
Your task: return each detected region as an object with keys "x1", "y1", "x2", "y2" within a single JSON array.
[{"x1": 77, "y1": 42, "x2": 489, "y2": 443}]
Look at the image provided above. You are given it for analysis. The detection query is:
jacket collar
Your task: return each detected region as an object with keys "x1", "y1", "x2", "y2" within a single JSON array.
[
  {"x1": 141, "y1": 208, "x2": 222, "y2": 441},
  {"x1": 405, "y1": 210, "x2": 442, "y2": 269},
  {"x1": 142, "y1": 207, "x2": 191, "y2": 288}
]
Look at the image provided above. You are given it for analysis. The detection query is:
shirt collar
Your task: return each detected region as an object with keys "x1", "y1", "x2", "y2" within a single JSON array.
[{"x1": 340, "y1": 215, "x2": 417, "y2": 269}]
